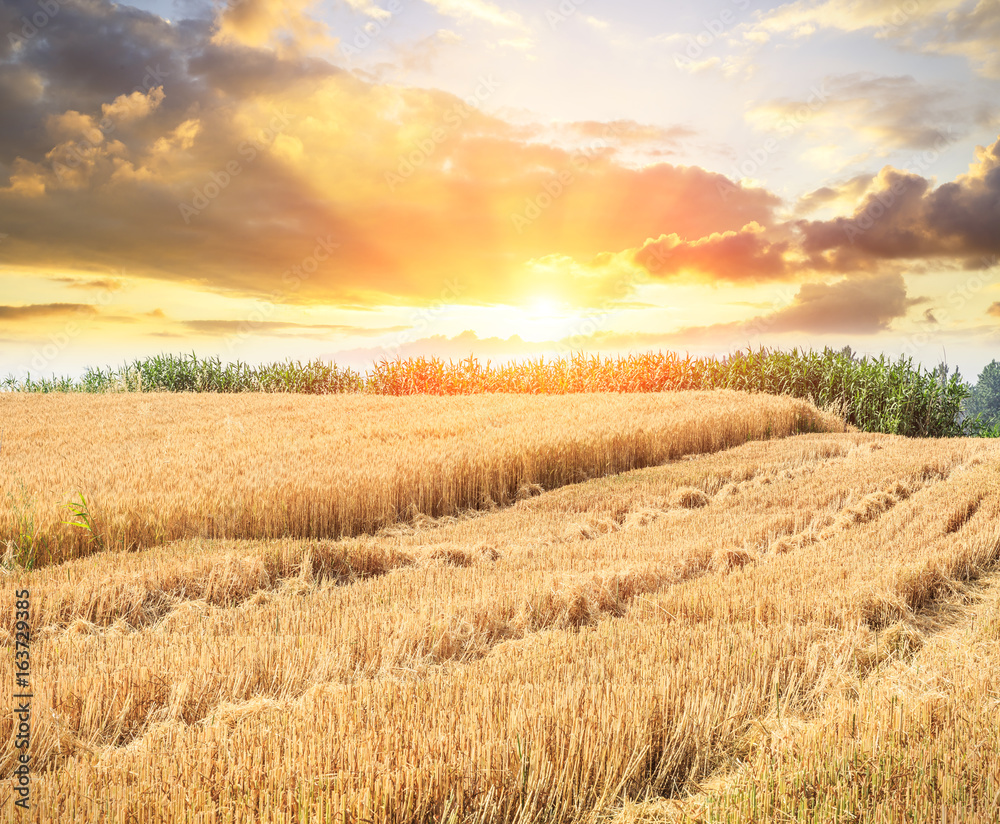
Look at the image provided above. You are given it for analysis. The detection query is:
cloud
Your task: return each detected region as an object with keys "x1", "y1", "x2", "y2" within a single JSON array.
[
  {"x1": 387, "y1": 29, "x2": 465, "y2": 74},
  {"x1": 794, "y1": 173, "x2": 872, "y2": 215},
  {"x1": 566, "y1": 120, "x2": 697, "y2": 147},
  {"x1": 101, "y1": 87, "x2": 166, "y2": 125},
  {"x1": 914, "y1": 1, "x2": 1000, "y2": 78},
  {"x1": 988, "y1": 302, "x2": 1000, "y2": 318},
  {"x1": 760, "y1": 272, "x2": 921, "y2": 333},
  {"x1": 0, "y1": 0, "x2": 780, "y2": 311},
  {"x1": 747, "y1": 0, "x2": 1000, "y2": 77},
  {"x1": 0, "y1": 303, "x2": 99, "y2": 320},
  {"x1": 421, "y1": 0, "x2": 526, "y2": 30},
  {"x1": 49, "y1": 276, "x2": 127, "y2": 291},
  {"x1": 633, "y1": 223, "x2": 791, "y2": 283},
  {"x1": 343, "y1": 0, "x2": 394, "y2": 20},
  {"x1": 211, "y1": 0, "x2": 333, "y2": 50},
  {"x1": 0, "y1": 0, "x2": 196, "y2": 168},
  {"x1": 747, "y1": 73, "x2": 985, "y2": 152},
  {"x1": 659, "y1": 273, "x2": 921, "y2": 345},
  {"x1": 798, "y1": 135, "x2": 1000, "y2": 267},
  {"x1": 751, "y1": 0, "x2": 959, "y2": 38},
  {"x1": 181, "y1": 319, "x2": 408, "y2": 337}
]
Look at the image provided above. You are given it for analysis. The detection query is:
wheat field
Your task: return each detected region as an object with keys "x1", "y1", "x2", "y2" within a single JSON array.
[
  {"x1": 0, "y1": 391, "x2": 842, "y2": 567},
  {"x1": 2, "y1": 392, "x2": 1000, "y2": 822}
]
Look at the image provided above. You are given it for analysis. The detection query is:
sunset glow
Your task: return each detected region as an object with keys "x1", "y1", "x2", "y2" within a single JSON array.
[{"x1": 1, "y1": 0, "x2": 999, "y2": 378}]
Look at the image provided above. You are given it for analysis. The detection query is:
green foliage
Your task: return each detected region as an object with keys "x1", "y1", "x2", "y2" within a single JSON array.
[
  {"x1": 3, "y1": 481, "x2": 38, "y2": 571},
  {"x1": 61, "y1": 492, "x2": 99, "y2": 547},
  {"x1": 2, "y1": 352, "x2": 366, "y2": 395},
  {"x1": 1, "y1": 372, "x2": 78, "y2": 392},
  {"x1": 0, "y1": 346, "x2": 992, "y2": 438},
  {"x1": 962, "y1": 360, "x2": 1000, "y2": 432},
  {"x1": 709, "y1": 347, "x2": 971, "y2": 439}
]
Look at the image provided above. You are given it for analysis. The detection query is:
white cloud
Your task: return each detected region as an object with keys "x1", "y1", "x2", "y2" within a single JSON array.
[
  {"x1": 343, "y1": 0, "x2": 394, "y2": 20},
  {"x1": 745, "y1": 0, "x2": 1000, "y2": 77},
  {"x1": 422, "y1": 0, "x2": 526, "y2": 29}
]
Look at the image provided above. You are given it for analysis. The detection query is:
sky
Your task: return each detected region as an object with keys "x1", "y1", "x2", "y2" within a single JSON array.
[{"x1": 1, "y1": 0, "x2": 999, "y2": 381}]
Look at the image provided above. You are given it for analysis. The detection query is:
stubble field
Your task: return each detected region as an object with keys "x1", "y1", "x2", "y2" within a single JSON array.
[{"x1": 1, "y1": 391, "x2": 999, "y2": 823}]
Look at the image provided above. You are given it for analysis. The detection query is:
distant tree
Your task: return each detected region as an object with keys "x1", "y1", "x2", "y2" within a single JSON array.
[
  {"x1": 966, "y1": 360, "x2": 1000, "y2": 426},
  {"x1": 933, "y1": 360, "x2": 950, "y2": 386}
]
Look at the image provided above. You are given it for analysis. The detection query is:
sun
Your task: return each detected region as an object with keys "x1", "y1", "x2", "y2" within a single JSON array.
[
  {"x1": 528, "y1": 297, "x2": 561, "y2": 316},
  {"x1": 515, "y1": 296, "x2": 571, "y2": 341}
]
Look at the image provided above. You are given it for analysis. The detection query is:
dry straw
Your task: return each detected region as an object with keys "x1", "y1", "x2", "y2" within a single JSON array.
[
  {"x1": 1, "y1": 400, "x2": 998, "y2": 821},
  {"x1": 0, "y1": 390, "x2": 842, "y2": 567}
]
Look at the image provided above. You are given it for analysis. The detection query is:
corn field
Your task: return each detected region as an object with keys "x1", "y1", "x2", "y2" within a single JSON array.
[{"x1": 1, "y1": 347, "x2": 983, "y2": 438}]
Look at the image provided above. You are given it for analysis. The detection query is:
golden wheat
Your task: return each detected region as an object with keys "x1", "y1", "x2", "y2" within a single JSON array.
[
  {"x1": 0, "y1": 391, "x2": 842, "y2": 566},
  {"x1": 1, "y1": 397, "x2": 999, "y2": 822}
]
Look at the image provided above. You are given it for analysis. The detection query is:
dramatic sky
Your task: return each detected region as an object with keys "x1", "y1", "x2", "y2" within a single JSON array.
[{"x1": 2, "y1": 0, "x2": 999, "y2": 379}]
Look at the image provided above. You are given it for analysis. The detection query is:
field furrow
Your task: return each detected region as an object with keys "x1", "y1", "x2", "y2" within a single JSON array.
[
  {"x1": 656, "y1": 542, "x2": 1000, "y2": 823},
  {"x1": 3, "y1": 394, "x2": 999, "y2": 823},
  {"x1": 0, "y1": 392, "x2": 843, "y2": 566}
]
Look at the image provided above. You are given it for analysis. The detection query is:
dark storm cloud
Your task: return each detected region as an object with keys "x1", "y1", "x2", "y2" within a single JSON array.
[
  {"x1": 0, "y1": 0, "x2": 199, "y2": 170},
  {"x1": 798, "y1": 136, "x2": 1000, "y2": 269}
]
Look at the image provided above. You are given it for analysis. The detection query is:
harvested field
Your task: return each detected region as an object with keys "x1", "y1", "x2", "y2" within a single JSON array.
[
  {"x1": 2, "y1": 395, "x2": 1000, "y2": 823},
  {"x1": 0, "y1": 391, "x2": 842, "y2": 566}
]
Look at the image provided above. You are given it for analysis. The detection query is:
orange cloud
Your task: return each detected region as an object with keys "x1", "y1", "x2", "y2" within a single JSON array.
[
  {"x1": 634, "y1": 223, "x2": 791, "y2": 283},
  {"x1": 0, "y1": 13, "x2": 780, "y2": 311},
  {"x1": 212, "y1": 0, "x2": 334, "y2": 51}
]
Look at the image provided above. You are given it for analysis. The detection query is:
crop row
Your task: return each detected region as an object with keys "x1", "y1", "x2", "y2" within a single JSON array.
[{"x1": 4, "y1": 347, "x2": 996, "y2": 438}]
